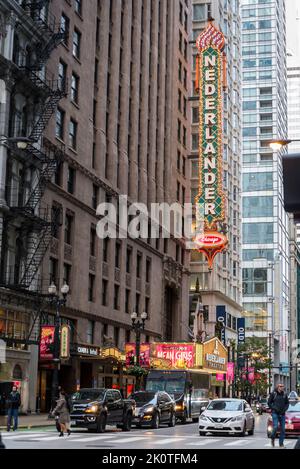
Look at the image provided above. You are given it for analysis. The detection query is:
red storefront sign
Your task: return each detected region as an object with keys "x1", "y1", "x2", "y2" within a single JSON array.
[
  {"x1": 151, "y1": 343, "x2": 195, "y2": 369},
  {"x1": 39, "y1": 326, "x2": 55, "y2": 360}
]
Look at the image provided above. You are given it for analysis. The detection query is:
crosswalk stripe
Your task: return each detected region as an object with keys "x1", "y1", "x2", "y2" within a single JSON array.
[
  {"x1": 186, "y1": 439, "x2": 221, "y2": 446},
  {"x1": 224, "y1": 440, "x2": 252, "y2": 447},
  {"x1": 152, "y1": 438, "x2": 184, "y2": 445},
  {"x1": 66, "y1": 435, "x2": 119, "y2": 443},
  {"x1": 2, "y1": 433, "x2": 50, "y2": 440},
  {"x1": 108, "y1": 436, "x2": 147, "y2": 444}
]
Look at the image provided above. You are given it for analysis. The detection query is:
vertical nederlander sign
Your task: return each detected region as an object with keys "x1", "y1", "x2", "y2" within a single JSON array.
[{"x1": 194, "y1": 21, "x2": 228, "y2": 270}]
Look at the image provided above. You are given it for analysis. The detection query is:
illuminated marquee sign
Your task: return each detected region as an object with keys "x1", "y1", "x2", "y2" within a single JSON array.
[{"x1": 194, "y1": 21, "x2": 228, "y2": 269}]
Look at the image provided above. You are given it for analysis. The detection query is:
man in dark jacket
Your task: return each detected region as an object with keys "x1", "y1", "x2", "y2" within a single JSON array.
[
  {"x1": 268, "y1": 383, "x2": 289, "y2": 448},
  {"x1": 6, "y1": 385, "x2": 21, "y2": 432}
]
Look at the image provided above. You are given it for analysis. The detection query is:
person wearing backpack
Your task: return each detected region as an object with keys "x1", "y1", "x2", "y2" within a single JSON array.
[
  {"x1": 51, "y1": 390, "x2": 71, "y2": 437},
  {"x1": 267, "y1": 383, "x2": 289, "y2": 448}
]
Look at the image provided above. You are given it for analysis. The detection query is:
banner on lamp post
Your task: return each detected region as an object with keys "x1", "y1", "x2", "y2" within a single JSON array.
[
  {"x1": 60, "y1": 325, "x2": 70, "y2": 359},
  {"x1": 39, "y1": 326, "x2": 55, "y2": 360},
  {"x1": 227, "y1": 362, "x2": 235, "y2": 383}
]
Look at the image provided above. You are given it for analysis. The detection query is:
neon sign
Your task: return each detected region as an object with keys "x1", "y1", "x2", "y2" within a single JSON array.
[{"x1": 194, "y1": 21, "x2": 228, "y2": 269}]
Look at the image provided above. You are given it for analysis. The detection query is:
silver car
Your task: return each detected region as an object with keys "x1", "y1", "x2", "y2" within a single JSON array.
[{"x1": 199, "y1": 399, "x2": 255, "y2": 437}]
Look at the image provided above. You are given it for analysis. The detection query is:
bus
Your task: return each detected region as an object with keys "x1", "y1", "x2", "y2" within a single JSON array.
[{"x1": 145, "y1": 370, "x2": 210, "y2": 423}]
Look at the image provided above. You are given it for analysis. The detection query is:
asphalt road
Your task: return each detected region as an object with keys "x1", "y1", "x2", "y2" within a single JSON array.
[{"x1": 1, "y1": 414, "x2": 298, "y2": 450}]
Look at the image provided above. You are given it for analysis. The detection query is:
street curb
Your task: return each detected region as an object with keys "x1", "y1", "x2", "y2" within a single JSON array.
[{"x1": 0, "y1": 423, "x2": 54, "y2": 430}]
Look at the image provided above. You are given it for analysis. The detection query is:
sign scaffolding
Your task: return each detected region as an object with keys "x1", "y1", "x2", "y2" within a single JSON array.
[{"x1": 194, "y1": 20, "x2": 228, "y2": 269}]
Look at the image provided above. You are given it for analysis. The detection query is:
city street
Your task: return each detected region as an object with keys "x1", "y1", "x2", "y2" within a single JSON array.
[{"x1": 1, "y1": 415, "x2": 298, "y2": 450}]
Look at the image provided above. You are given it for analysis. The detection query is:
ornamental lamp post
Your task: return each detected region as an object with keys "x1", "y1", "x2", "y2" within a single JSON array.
[
  {"x1": 48, "y1": 282, "x2": 69, "y2": 413},
  {"x1": 130, "y1": 311, "x2": 147, "y2": 368}
]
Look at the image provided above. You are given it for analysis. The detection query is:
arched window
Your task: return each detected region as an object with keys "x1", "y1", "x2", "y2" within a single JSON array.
[{"x1": 13, "y1": 364, "x2": 23, "y2": 380}]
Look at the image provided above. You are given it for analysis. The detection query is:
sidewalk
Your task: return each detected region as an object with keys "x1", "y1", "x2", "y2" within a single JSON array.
[{"x1": 0, "y1": 414, "x2": 55, "y2": 431}]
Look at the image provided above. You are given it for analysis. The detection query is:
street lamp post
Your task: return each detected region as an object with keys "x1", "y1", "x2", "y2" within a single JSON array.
[
  {"x1": 0, "y1": 136, "x2": 33, "y2": 149},
  {"x1": 48, "y1": 282, "x2": 69, "y2": 412},
  {"x1": 130, "y1": 311, "x2": 148, "y2": 368},
  {"x1": 269, "y1": 138, "x2": 300, "y2": 151}
]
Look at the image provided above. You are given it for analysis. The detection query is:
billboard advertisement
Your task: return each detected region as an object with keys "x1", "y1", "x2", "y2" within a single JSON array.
[
  {"x1": 151, "y1": 343, "x2": 195, "y2": 369},
  {"x1": 125, "y1": 343, "x2": 150, "y2": 368},
  {"x1": 39, "y1": 326, "x2": 55, "y2": 360}
]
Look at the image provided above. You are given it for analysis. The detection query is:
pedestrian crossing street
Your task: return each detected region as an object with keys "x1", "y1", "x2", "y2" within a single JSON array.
[{"x1": 1, "y1": 431, "x2": 297, "y2": 448}]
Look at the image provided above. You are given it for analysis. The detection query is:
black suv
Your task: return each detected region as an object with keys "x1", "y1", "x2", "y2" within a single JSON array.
[{"x1": 70, "y1": 388, "x2": 134, "y2": 433}]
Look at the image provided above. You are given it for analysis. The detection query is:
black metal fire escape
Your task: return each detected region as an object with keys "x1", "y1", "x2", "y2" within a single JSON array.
[{"x1": 1, "y1": 2, "x2": 68, "y2": 293}]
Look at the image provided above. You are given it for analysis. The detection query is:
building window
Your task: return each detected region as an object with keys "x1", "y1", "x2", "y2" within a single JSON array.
[
  {"x1": 86, "y1": 320, "x2": 94, "y2": 345},
  {"x1": 69, "y1": 119, "x2": 77, "y2": 150},
  {"x1": 115, "y1": 242, "x2": 121, "y2": 269},
  {"x1": 125, "y1": 289, "x2": 130, "y2": 314},
  {"x1": 49, "y1": 257, "x2": 58, "y2": 284},
  {"x1": 58, "y1": 60, "x2": 67, "y2": 91},
  {"x1": 65, "y1": 213, "x2": 74, "y2": 245},
  {"x1": 145, "y1": 297, "x2": 150, "y2": 317},
  {"x1": 243, "y1": 196, "x2": 273, "y2": 218},
  {"x1": 92, "y1": 184, "x2": 98, "y2": 209},
  {"x1": 51, "y1": 204, "x2": 60, "y2": 239},
  {"x1": 136, "y1": 253, "x2": 142, "y2": 278},
  {"x1": 56, "y1": 108, "x2": 65, "y2": 140},
  {"x1": 135, "y1": 293, "x2": 140, "y2": 314},
  {"x1": 74, "y1": 0, "x2": 82, "y2": 16},
  {"x1": 114, "y1": 327, "x2": 119, "y2": 347},
  {"x1": 243, "y1": 223, "x2": 273, "y2": 244},
  {"x1": 71, "y1": 73, "x2": 79, "y2": 104},
  {"x1": 63, "y1": 263, "x2": 71, "y2": 287},
  {"x1": 102, "y1": 279, "x2": 108, "y2": 306},
  {"x1": 90, "y1": 227, "x2": 96, "y2": 257},
  {"x1": 103, "y1": 238, "x2": 109, "y2": 263},
  {"x1": 89, "y1": 274, "x2": 95, "y2": 302},
  {"x1": 193, "y1": 4, "x2": 206, "y2": 21},
  {"x1": 67, "y1": 166, "x2": 75, "y2": 194},
  {"x1": 60, "y1": 13, "x2": 70, "y2": 45},
  {"x1": 243, "y1": 268, "x2": 268, "y2": 296},
  {"x1": 73, "y1": 29, "x2": 81, "y2": 59},
  {"x1": 114, "y1": 285, "x2": 120, "y2": 310},
  {"x1": 146, "y1": 258, "x2": 151, "y2": 283},
  {"x1": 126, "y1": 247, "x2": 132, "y2": 273}
]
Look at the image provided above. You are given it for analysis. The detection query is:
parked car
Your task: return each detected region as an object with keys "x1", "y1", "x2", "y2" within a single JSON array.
[
  {"x1": 70, "y1": 388, "x2": 134, "y2": 433},
  {"x1": 131, "y1": 391, "x2": 176, "y2": 429},
  {"x1": 199, "y1": 399, "x2": 255, "y2": 437},
  {"x1": 267, "y1": 400, "x2": 300, "y2": 438},
  {"x1": 256, "y1": 398, "x2": 269, "y2": 415}
]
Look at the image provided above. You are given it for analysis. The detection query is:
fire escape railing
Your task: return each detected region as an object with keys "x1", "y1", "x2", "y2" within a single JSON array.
[{"x1": 0, "y1": 2, "x2": 68, "y2": 293}]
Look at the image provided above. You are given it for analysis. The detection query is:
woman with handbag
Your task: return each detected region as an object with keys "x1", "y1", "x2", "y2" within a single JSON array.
[{"x1": 52, "y1": 391, "x2": 71, "y2": 437}]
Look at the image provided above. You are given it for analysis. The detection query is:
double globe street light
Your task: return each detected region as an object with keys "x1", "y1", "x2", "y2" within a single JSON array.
[
  {"x1": 48, "y1": 282, "x2": 70, "y2": 412},
  {"x1": 130, "y1": 311, "x2": 148, "y2": 368},
  {"x1": 0, "y1": 136, "x2": 33, "y2": 149}
]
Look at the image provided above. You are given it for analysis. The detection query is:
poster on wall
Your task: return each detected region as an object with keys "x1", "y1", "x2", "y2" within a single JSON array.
[
  {"x1": 125, "y1": 343, "x2": 151, "y2": 368},
  {"x1": 39, "y1": 326, "x2": 55, "y2": 360}
]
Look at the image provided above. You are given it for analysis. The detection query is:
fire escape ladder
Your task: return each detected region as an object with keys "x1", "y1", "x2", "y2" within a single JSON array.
[
  {"x1": 22, "y1": 1, "x2": 50, "y2": 11},
  {"x1": 18, "y1": 207, "x2": 62, "y2": 289},
  {"x1": 29, "y1": 81, "x2": 67, "y2": 142},
  {"x1": 25, "y1": 159, "x2": 59, "y2": 213},
  {"x1": 33, "y1": 30, "x2": 67, "y2": 71}
]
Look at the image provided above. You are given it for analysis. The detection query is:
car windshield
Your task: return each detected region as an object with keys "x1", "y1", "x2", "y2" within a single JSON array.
[
  {"x1": 146, "y1": 379, "x2": 185, "y2": 394},
  {"x1": 130, "y1": 392, "x2": 156, "y2": 405},
  {"x1": 207, "y1": 400, "x2": 243, "y2": 412},
  {"x1": 288, "y1": 402, "x2": 300, "y2": 412},
  {"x1": 72, "y1": 390, "x2": 105, "y2": 401}
]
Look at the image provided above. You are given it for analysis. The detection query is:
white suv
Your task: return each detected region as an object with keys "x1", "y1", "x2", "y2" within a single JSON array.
[{"x1": 199, "y1": 399, "x2": 255, "y2": 437}]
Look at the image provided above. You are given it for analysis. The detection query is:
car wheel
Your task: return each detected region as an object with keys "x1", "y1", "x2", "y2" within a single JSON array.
[
  {"x1": 240, "y1": 422, "x2": 247, "y2": 437},
  {"x1": 248, "y1": 423, "x2": 255, "y2": 436},
  {"x1": 96, "y1": 413, "x2": 106, "y2": 433},
  {"x1": 168, "y1": 412, "x2": 176, "y2": 428},
  {"x1": 122, "y1": 413, "x2": 132, "y2": 432},
  {"x1": 151, "y1": 413, "x2": 160, "y2": 429},
  {"x1": 199, "y1": 431, "x2": 206, "y2": 436},
  {"x1": 181, "y1": 410, "x2": 188, "y2": 425}
]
